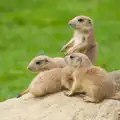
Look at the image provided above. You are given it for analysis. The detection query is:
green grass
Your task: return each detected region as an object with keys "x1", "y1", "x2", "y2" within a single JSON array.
[{"x1": 0, "y1": 0, "x2": 120, "y2": 101}]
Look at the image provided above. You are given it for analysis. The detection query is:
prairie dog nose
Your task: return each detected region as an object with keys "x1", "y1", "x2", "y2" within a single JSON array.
[
  {"x1": 68, "y1": 20, "x2": 73, "y2": 25},
  {"x1": 27, "y1": 66, "x2": 32, "y2": 71},
  {"x1": 70, "y1": 55, "x2": 74, "y2": 59},
  {"x1": 68, "y1": 20, "x2": 76, "y2": 28}
]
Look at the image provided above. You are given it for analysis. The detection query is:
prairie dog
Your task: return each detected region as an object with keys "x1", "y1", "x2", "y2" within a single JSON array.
[
  {"x1": 61, "y1": 52, "x2": 93, "y2": 90},
  {"x1": 27, "y1": 55, "x2": 66, "y2": 72},
  {"x1": 61, "y1": 15, "x2": 97, "y2": 64},
  {"x1": 17, "y1": 68, "x2": 63, "y2": 97},
  {"x1": 62, "y1": 53, "x2": 120, "y2": 103},
  {"x1": 17, "y1": 56, "x2": 67, "y2": 98}
]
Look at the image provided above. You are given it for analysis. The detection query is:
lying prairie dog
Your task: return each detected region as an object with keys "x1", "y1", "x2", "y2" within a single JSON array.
[
  {"x1": 17, "y1": 68, "x2": 63, "y2": 98},
  {"x1": 62, "y1": 53, "x2": 120, "y2": 103},
  {"x1": 27, "y1": 55, "x2": 66, "y2": 72},
  {"x1": 17, "y1": 55, "x2": 68, "y2": 98},
  {"x1": 17, "y1": 66, "x2": 75, "y2": 98},
  {"x1": 61, "y1": 15, "x2": 97, "y2": 65}
]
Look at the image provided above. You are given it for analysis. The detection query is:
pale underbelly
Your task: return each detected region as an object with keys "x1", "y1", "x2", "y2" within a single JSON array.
[{"x1": 73, "y1": 39, "x2": 82, "y2": 46}]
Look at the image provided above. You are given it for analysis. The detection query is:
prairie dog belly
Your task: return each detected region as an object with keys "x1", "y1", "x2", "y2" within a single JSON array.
[
  {"x1": 73, "y1": 35, "x2": 83, "y2": 46},
  {"x1": 73, "y1": 34, "x2": 87, "y2": 53}
]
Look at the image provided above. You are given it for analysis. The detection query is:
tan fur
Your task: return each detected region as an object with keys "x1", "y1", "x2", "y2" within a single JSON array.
[
  {"x1": 62, "y1": 53, "x2": 120, "y2": 103},
  {"x1": 17, "y1": 68, "x2": 63, "y2": 97},
  {"x1": 61, "y1": 66, "x2": 74, "y2": 90},
  {"x1": 27, "y1": 55, "x2": 66, "y2": 72},
  {"x1": 61, "y1": 15, "x2": 97, "y2": 65},
  {"x1": 61, "y1": 52, "x2": 93, "y2": 90},
  {"x1": 29, "y1": 68, "x2": 63, "y2": 97},
  {"x1": 17, "y1": 56, "x2": 67, "y2": 98}
]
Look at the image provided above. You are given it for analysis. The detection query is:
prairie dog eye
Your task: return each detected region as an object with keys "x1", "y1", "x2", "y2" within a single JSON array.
[
  {"x1": 44, "y1": 59, "x2": 48, "y2": 62},
  {"x1": 36, "y1": 61, "x2": 41, "y2": 65},
  {"x1": 88, "y1": 19, "x2": 92, "y2": 24},
  {"x1": 78, "y1": 18, "x2": 84, "y2": 22},
  {"x1": 78, "y1": 57, "x2": 82, "y2": 63},
  {"x1": 70, "y1": 55, "x2": 74, "y2": 59}
]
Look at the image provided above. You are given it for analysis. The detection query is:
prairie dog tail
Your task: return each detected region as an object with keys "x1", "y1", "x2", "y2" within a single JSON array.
[{"x1": 17, "y1": 89, "x2": 29, "y2": 98}]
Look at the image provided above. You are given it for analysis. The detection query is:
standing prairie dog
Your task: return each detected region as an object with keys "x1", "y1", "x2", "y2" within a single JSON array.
[
  {"x1": 61, "y1": 15, "x2": 97, "y2": 65},
  {"x1": 27, "y1": 55, "x2": 66, "y2": 72},
  {"x1": 17, "y1": 56, "x2": 67, "y2": 98},
  {"x1": 62, "y1": 53, "x2": 120, "y2": 103}
]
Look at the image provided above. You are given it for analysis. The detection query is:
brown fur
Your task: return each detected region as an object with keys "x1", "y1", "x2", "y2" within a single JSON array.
[
  {"x1": 27, "y1": 55, "x2": 66, "y2": 72},
  {"x1": 61, "y1": 15, "x2": 97, "y2": 65},
  {"x1": 62, "y1": 53, "x2": 120, "y2": 103}
]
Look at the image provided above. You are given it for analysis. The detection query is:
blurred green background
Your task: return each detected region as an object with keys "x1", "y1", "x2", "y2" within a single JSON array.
[{"x1": 0, "y1": 0, "x2": 120, "y2": 101}]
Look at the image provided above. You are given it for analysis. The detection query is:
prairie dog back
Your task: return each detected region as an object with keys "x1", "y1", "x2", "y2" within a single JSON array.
[
  {"x1": 27, "y1": 55, "x2": 66, "y2": 72},
  {"x1": 29, "y1": 68, "x2": 63, "y2": 96},
  {"x1": 17, "y1": 68, "x2": 63, "y2": 97},
  {"x1": 52, "y1": 57, "x2": 66, "y2": 67}
]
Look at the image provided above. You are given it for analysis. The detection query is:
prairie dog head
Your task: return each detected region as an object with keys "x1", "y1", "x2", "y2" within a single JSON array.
[
  {"x1": 27, "y1": 55, "x2": 56, "y2": 72},
  {"x1": 65, "y1": 53, "x2": 93, "y2": 68},
  {"x1": 68, "y1": 16, "x2": 93, "y2": 32}
]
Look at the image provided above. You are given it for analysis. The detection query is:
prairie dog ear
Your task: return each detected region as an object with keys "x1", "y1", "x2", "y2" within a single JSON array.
[
  {"x1": 44, "y1": 58, "x2": 49, "y2": 62},
  {"x1": 78, "y1": 57, "x2": 82, "y2": 64},
  {"x1": 88, "y1": 19, "x2": 93, "y2": 24}
]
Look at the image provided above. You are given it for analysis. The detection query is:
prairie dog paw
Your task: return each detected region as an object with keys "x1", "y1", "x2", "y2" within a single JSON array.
[
  {"x1": 61, "y1": 46, "x2": 67, "y2": 52},
  {"x1": 83, "y1": 96, "x2": 96, "y2": 103},
  {"x1": 67, "y1": 48, "x2": 75, "y2": 55},
  {"x1": 64, "y1": 91, "x2": 74, "y2": 97}
]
